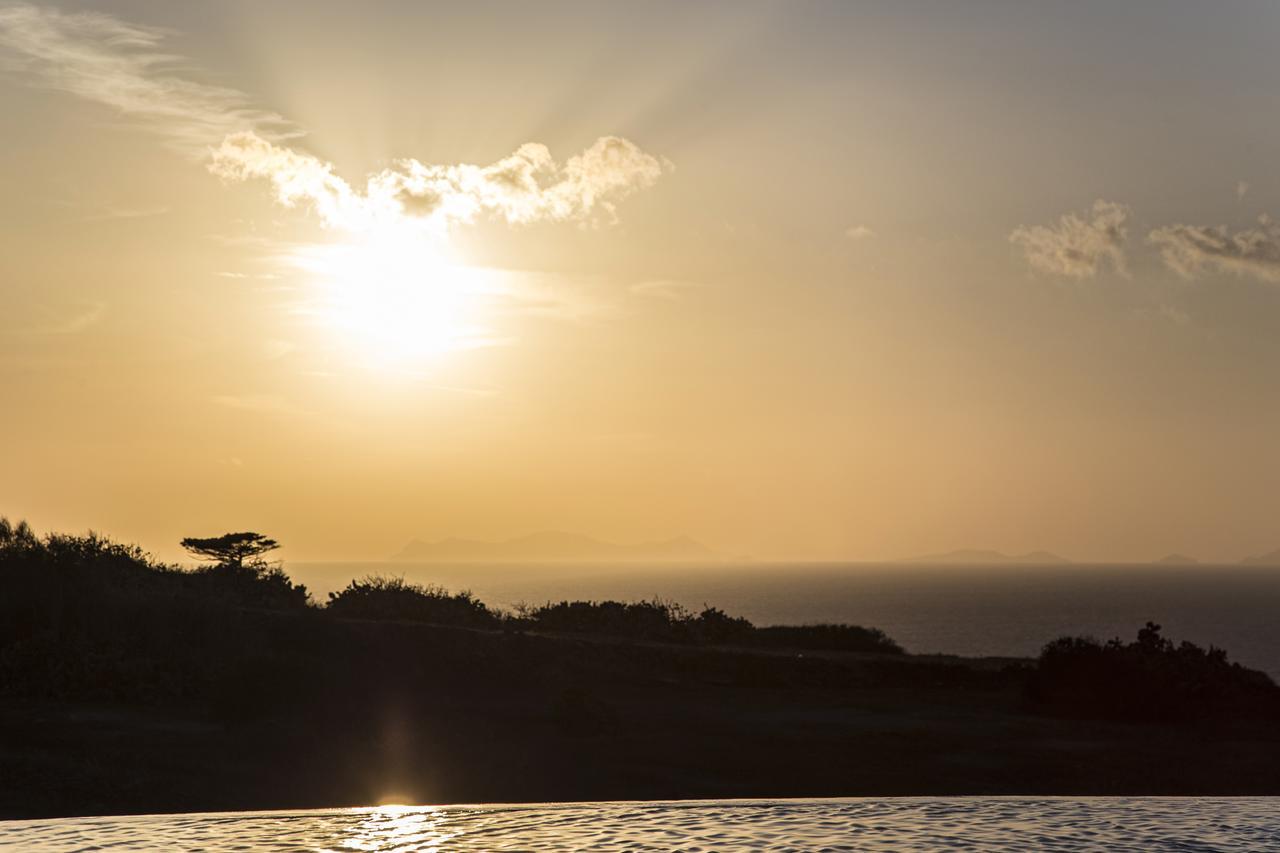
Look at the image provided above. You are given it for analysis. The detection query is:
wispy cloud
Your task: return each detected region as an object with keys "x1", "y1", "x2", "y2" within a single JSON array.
[
  {"x1": 1236, "y1": 181, "x2": 1250, "y2": 203},
  {"x1": 1, "y1": 2, "x2": 668, "y2": 368},
  {"x1": 1149, "y1": 215, "x2": 1280, "y2": 283},
  {"x1": 1010, "y1": 199, "x2": 1130, "y2": 278},
  {"x1": 210, "y1": 394, "x2": 302, "y2": 416},
  {"x1": 844, "y1": 224, "x2": 875, "y2": 241},
  {"x1": 80, "y1": 204, "x2": 170, "y2": 222},
  {"x1": 629, "y1": 279, "x2": 703, "y2": 301},
  {"x1": 209, "y1": 131, "x2": 667, "y2": 234},
  {"x1": 262, "y1": 339, "x2": 297, "y2": 360},
  {"x1": 44, "y1": 302, "x2": 103, "y2": 334},
  {"x1": 5, "y1": 301, "x2": 105, "y2": 336},
  {"x1": 0, "y1": 3, "x2": 294, "y2": 154},
  {"x1": 1, "y1": 3, "x2": 666, "y2": 236},
  {"x1": 496, "y1": 272, "x2": 614, "y2": 325}
]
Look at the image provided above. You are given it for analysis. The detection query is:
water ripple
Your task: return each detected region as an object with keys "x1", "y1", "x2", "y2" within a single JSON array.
[{"x1": 3, "y1": 798, "x2": 1279, "y2": 852}]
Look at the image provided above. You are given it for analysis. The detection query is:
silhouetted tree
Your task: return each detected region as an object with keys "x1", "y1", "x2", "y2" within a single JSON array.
[
  {"x1": 179, "y1": 531, "x2": 307, "y2": 609},
  {"x1": 181, "y1": 532, "x2": 279, "y2": 570}
]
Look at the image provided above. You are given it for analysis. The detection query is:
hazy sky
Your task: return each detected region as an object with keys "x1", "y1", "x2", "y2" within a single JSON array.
[{"x1": 2, "y1": 1, "x2": 1280, "y2": 562}]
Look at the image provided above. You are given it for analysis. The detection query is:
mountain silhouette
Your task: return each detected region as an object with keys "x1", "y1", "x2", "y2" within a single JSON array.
[
  {"x1": 1241, "y1": 548, "x2": 1280, "y2": 567},
  {"x1": 391, "y1": 531, "x2": 716, "y2": 562},
  {"x1": 899, "y1": 549, "x2": 1071, "y2": 565}
]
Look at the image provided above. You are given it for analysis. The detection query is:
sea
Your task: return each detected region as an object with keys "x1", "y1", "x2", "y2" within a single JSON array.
[
  {"x1": 292, "y1": 561, "x2": 1280, "y2": 678},
  {"x1": 4, "y1": 798, "x2": 1278, "y2": 851}
]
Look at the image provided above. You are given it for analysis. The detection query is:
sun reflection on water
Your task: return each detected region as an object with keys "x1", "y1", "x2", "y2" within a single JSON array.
[{"x1": 339, "y1": 805, "x2": 459, "y2": 852}]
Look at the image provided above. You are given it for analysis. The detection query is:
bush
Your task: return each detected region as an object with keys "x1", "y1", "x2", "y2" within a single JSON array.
[
  {"x1": 326, "y1": 576, "x2": 497, "y2": 628},
  {"x1": 189, "y1": 561, "x2": 311, "y2": 611},
  {"x1": 0, "y1": 518, "x2": 311, "y2": 700},
  {"x1": 1028, "y1": 622, "x2": 1280, "y2": 722},
  {"x1": 513, "y1": 598, "x2": 902, "y2": 654},
  {"x1": 516, "y1": 598, "x2": 692, "y2": 641},
  {"x1": 0, "y1": 517, "x2": 906, "y2": 706},
  {"x1": 692, "y1": 606, "x2": 755, "y2": 645},
  {"x1": 754, "y1": 624, "x2": 904, "y2": 655}
]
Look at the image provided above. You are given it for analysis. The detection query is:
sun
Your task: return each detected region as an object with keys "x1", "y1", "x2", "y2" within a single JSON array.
[{"x1": 291, "y1": 226, "x2": 493, "y2": 371}]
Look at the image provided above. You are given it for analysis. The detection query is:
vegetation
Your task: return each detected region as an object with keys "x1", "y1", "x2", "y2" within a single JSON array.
[
  {"x1": 1028, "y1": 622, "x2": 1280, "y2": 722},
  {"x1": 512, "y1": 598, "x2": 903, "y2": 654},
  {"x1": 514, "y1": 598, "x2": 734, "y2": 642},
  {"x1": 0, "y1": 519, "x2": 905, "y2": 704},
  {"x1": 326, "y1": 576, "x2": 498, "y2": 628},
  {"x1": 4, "y1": 517, "x2": 1276, "y2": 722},
  {"x1": 324, "y1": 580, "x2": 902, "y2": 653},
  {"x1": 4, "y1": 518, "x2": 1280, "y2": 815},
  {"x1": 0, "y1": 520, "x2": 312, "y2": 700},
  {"x1": 181, "y1": 532, "x2": 280, "y2": 569},
  {"x1": 180, "y1": 531, "x2": 307, "y2": 611},
  {"x1": 754, "y1": 623, "x2": 903, "y2": 654}
]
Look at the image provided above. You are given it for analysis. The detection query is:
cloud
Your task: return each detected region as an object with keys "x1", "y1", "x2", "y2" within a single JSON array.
[
  {"x1": 629, "y1": 279, "x2": 702, "y2": 301},
  {"x1": 263, "y1": 339, "x2": 297, "y2": 360},
  {"x1": 0, "y1": 3, "x2": 293, "y2": 154},
  {"x1": 1149, "y1": 215, "x2": 1280, "y2": 283},
  {"x1": 42, "y1": 302, "x2": 104, "y2": 334},
  {"x1": 844, "y1": 224, "x2": 875, "y2": 240},
  {"x1": 4, "y1": 302, "x2": 105, "y2": 336},
  {"x1": 82, "y1": 204, "x2": 170, "y2": 222},
  {"x1": 1, "y1": 2, "x2": 668, "y2": 364},
  {"x1": 210, "y1": 131, "x2": 666, "y2": 234},
  {"x1": 0, "y1": 4, "x2": 665, "y2": 232},
  {"x1": 1237, "y1": 181, "x2": 1250, "y2": 202},
  {"x1": 1010, "y1": 200, "x2": 1130, "y2": 278},
  {"x1": 211, "y1": 394, "x2": 302, "y2": 416}
]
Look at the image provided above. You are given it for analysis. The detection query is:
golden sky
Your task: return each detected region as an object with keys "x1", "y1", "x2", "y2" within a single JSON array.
[{"x1": 3, "y1": 1, "x2": 1280, "y2": 563}]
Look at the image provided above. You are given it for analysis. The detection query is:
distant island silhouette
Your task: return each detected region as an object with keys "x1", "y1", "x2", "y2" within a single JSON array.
[
  {"x1": 895, "y1": 549, "x2": 1280, "y2": 567},
  {"x1": 899, "y1": 549, "x2": 1072, "y2": 565},
  {"x1": 391, "y1": 531, "x2": 717, "y2": 562}
]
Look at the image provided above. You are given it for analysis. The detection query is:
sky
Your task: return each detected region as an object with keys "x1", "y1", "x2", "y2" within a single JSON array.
[{"x1": 2, "y1": 1, "x2": 1280, "y2": 563}]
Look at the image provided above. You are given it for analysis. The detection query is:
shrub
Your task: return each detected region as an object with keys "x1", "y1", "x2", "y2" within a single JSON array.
[
  {"x1": 326, "y1": 576, "x2": 498, "y2": 628},
  {"x1": 1028, "y1": 622, "x2": 1280, "y2": 722},
  {"x1": 0, "y1": 519, "x2": 312, "y2": 699},
  {"x1": 518, "y1": 598, "x2": 691, "y2": 641},
  {"x1": 513, "y1": 598, "x2": 902, "y2": 654},
  {"x1": 189, "y1": 561, "x2": 311, "y2": 611},
  {"x1": 754, "y1": 624, "x2": 904, "y2": 655},
  {"x1": 691, "y1": 606, "x2": 754, "y2": 645}
]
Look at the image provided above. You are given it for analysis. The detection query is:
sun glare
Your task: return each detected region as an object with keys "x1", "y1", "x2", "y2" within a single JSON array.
[{"x1": 292, "y1": 227, "x2": 493, "y2": 372}]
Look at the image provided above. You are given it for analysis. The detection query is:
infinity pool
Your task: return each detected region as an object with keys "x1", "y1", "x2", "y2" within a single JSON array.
[{"x1": 4, "y1": 798, "x2": 1279, "y2": 851}]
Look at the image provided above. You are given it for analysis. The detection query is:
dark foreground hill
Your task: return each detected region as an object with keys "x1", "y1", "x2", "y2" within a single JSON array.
[{"x1": 2, "y1": 520, "x2": 1280, "y2": 818}]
